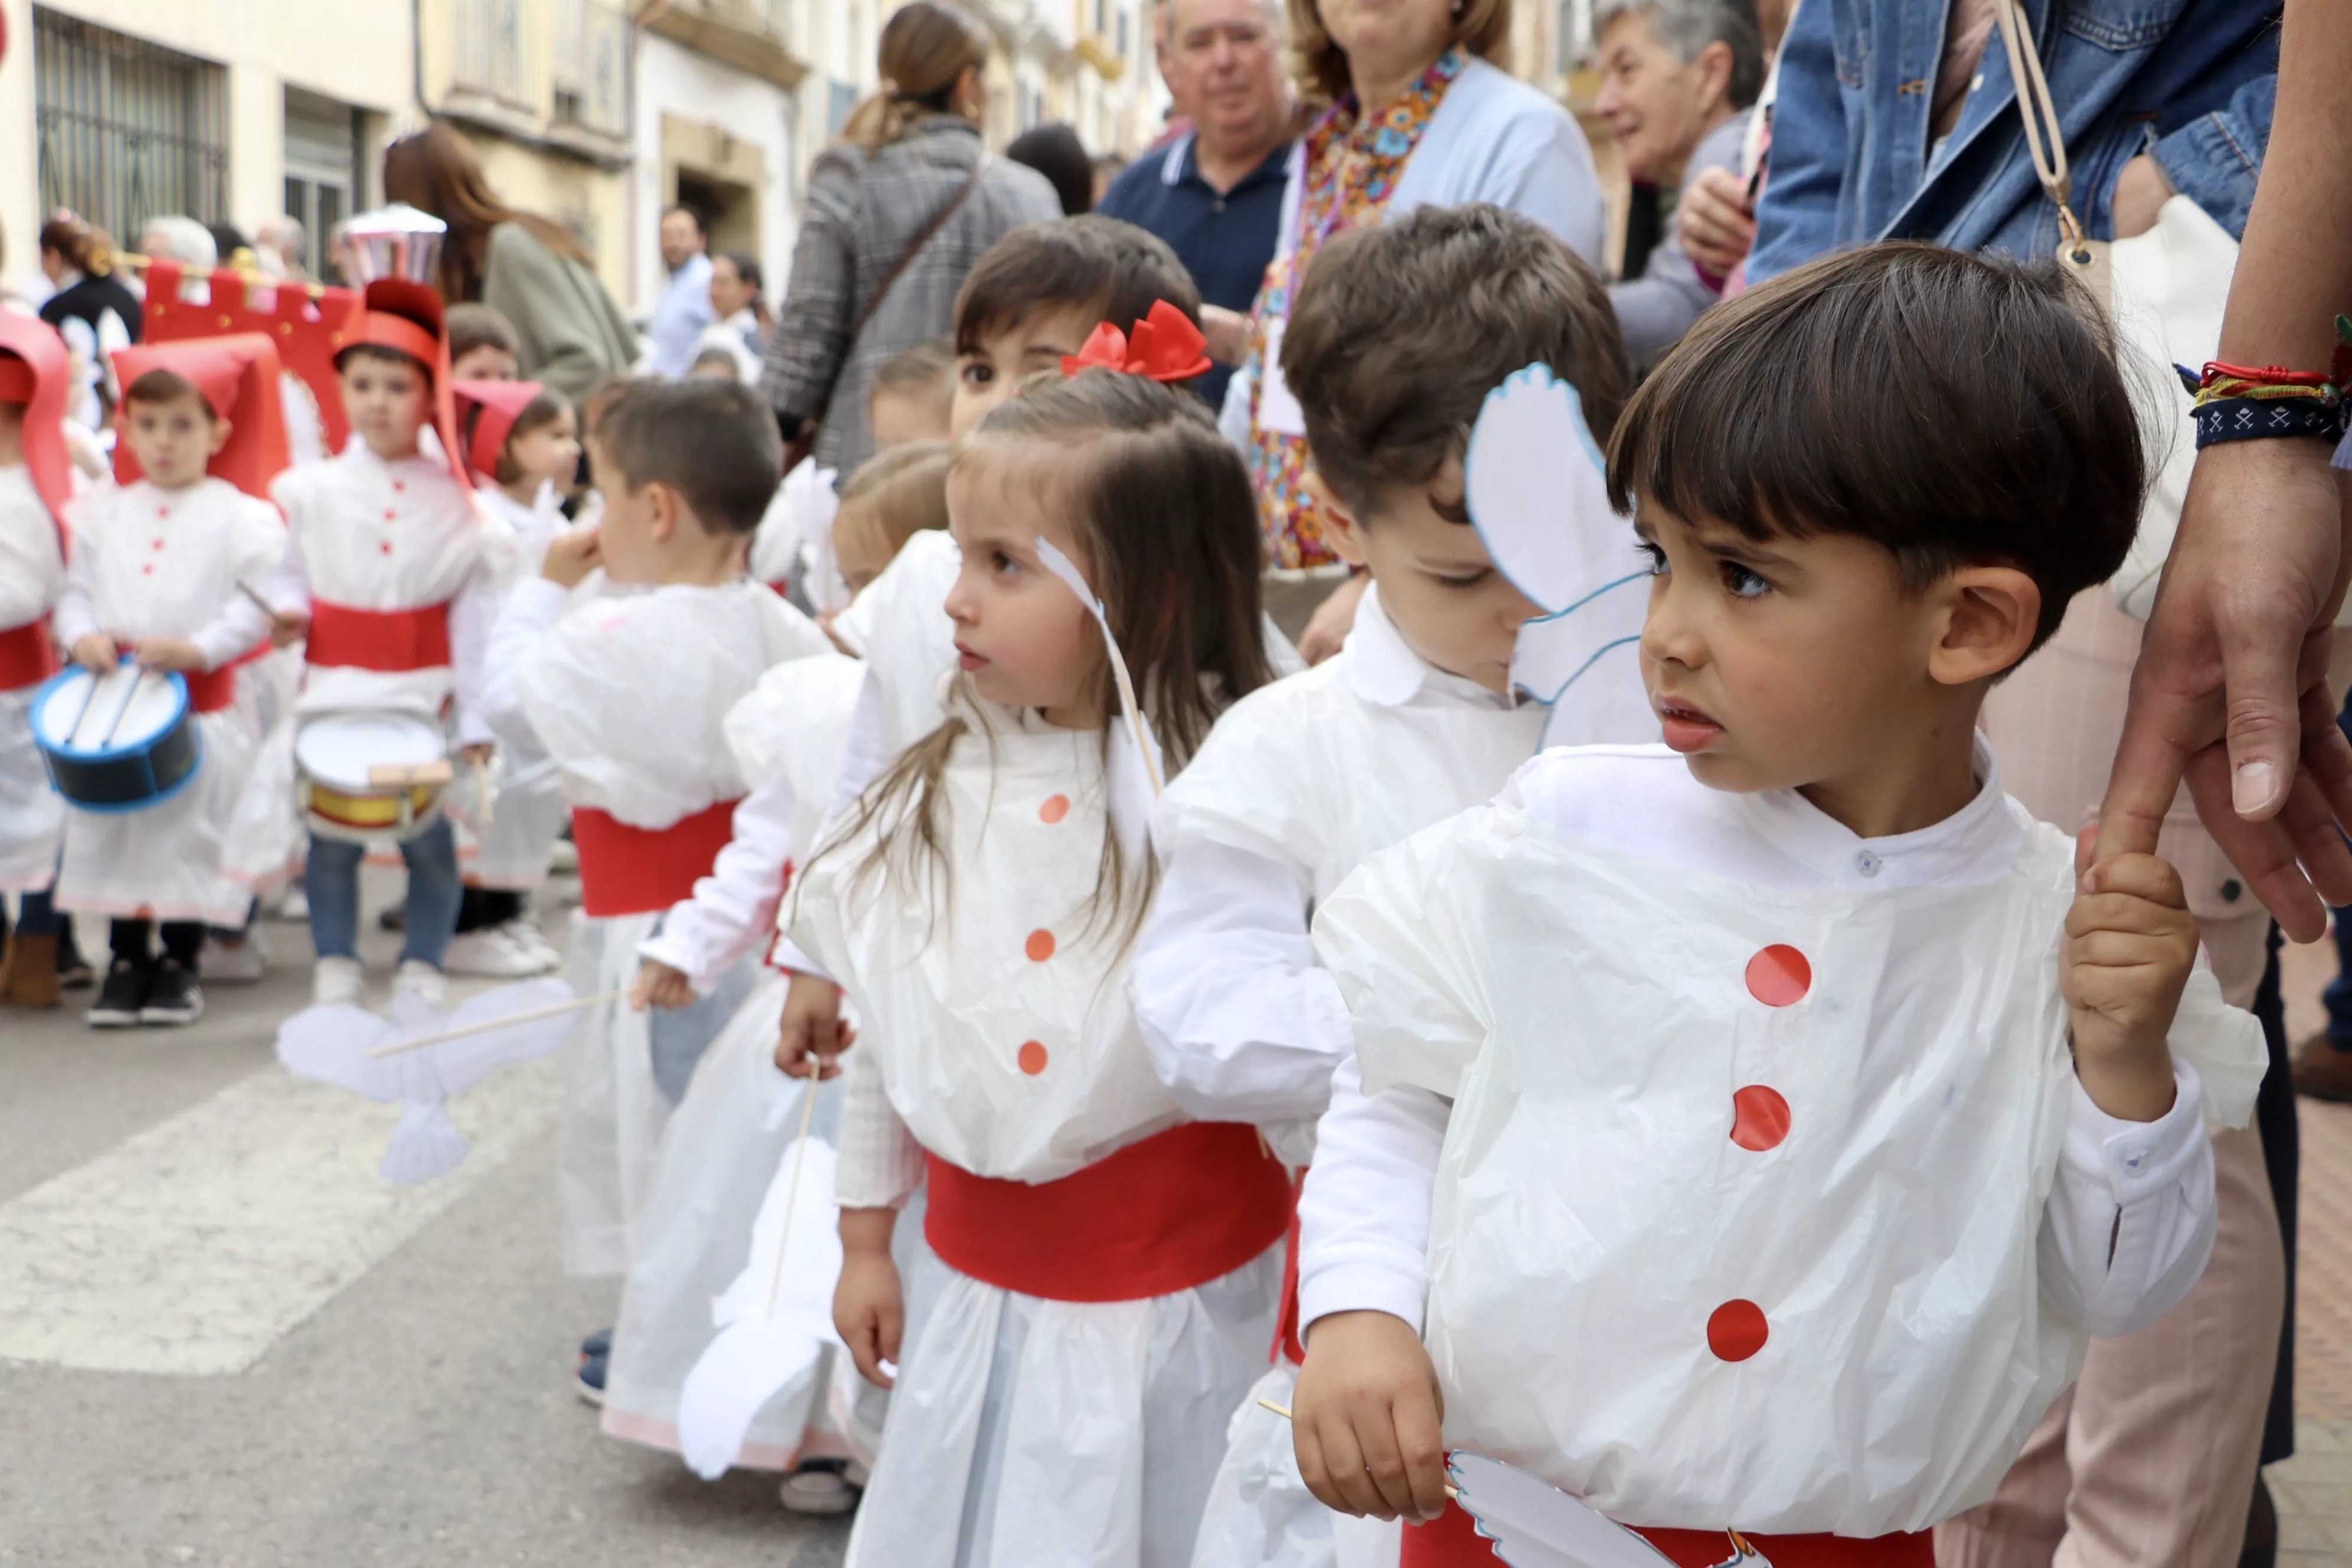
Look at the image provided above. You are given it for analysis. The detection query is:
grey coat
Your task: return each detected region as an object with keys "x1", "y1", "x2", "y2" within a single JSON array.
[
  {"x1": 762, "y1": 116, "x2": 1060, "y2": 476},
  {"x1": 479, "y1": 221, "x2": 641, "y2": 406}
]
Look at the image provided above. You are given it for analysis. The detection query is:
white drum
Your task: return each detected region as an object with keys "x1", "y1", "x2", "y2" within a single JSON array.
[{"x1": 295, "y1": 711, "x2": 450, "y2": 842}]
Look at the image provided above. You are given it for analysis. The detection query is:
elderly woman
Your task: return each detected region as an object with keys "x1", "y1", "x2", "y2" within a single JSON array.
[
  {"x1": 1595, "y1": 0, "x2": 1763, "y2": 365},
  {"x1": 1229, "y1": 0, "x2": 1607, "y2": 651}
]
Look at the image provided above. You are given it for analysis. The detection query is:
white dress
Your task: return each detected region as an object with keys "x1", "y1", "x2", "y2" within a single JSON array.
[
  {"x1": 1303, "y1": 744, "x2": 2267, "y2": 1538},
  {"x1": 0, "y1": 469, "x2": 67, "y2": 892},
  {"x1": 446, "y1": 484, "x2": 570, "y2": 889},
  {"x1": 50, "y1": 479, "x2": 281, "y2": 925},
  {"x1": 1136, "y1": 588, "x2": 1540, "y2": 1568},
  {"x1": 790, "y1": 694, "x2": 1286, "y2": 1568},
  {"x1": 489, "y1": 576, "x2": 834, "y2": 1276}
]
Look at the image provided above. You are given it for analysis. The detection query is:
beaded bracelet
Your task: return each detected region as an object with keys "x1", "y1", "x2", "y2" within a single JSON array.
[{"x1": 2179, "y1": 316, "x2": 2352, "y2": 449}]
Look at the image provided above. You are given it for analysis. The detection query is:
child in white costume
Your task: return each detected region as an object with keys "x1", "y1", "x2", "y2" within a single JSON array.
[
  {"x1": 783, "y1": 362, "x2": 1291, "y2": 1568},
  {"x1": 480, "y1": 378, "x2": 832, "y2": 1278},
  {"x1": 1289, "y1": 247, "x2": 2268, "y2": 1568},
  {"x1": 1135, "y1": 207, "x2": 1639, "y2": 1568}
]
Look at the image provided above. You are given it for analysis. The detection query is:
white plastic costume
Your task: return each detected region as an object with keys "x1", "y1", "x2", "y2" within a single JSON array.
[
  {"x1": 1137, "y1": 585, "x2": 1541, "y2": 1568},
  {"x1": 790, "y1": 690, "x2": 1287, "y2": 1568},
  {"x1": 446, "y1": 482, "x2": 571, "y2": 889},
  {"x1": 750, "y1": 457, "x2": 842, "y2": 607},
  {"x1": 0, "y1": 466, "x2": 67, "y2": 891},
  {"x1": 50, "y1": 478, "x2": 279, "y2": 923},
  {"x1": 1301, "y1": 744, "x2": 2265, "y2": 1538},
  {"x1": 485, "y1": 574, "x2": 832, "y2": 1275}
]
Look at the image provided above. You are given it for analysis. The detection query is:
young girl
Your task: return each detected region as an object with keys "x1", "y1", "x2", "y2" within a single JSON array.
[{"x1": 783, "y1": 368, "x2": 1291, "y2": 1566}]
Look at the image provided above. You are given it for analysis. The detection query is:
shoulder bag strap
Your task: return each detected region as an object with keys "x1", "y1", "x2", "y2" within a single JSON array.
[{"x1": 1989, "y1": 0, "x2": 2091, "y2": 264}]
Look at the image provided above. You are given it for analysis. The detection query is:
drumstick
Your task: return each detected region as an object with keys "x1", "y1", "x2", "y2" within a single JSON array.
[
  {"x1": 471, "y1": 753, "x2": 493, "y2": 831},
  {"x1": 1255, "y1": 1399, "x2": 1460, "y2": 1501},
  {"x1": 363, "y1": 988, "x2": 624, "y2": 1058},
  {"x1": 234, "y1": 580, "x2": 278, "y2": 619}
]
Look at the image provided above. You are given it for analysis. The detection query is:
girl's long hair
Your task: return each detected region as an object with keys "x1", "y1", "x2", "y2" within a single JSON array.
[
  {"x1": 382, "y1": 123, "x2": 594, "y2": 303},
  {"x1": 837, "y1": 1, "x2": 994, "y2": 151},
  {"x1": 829, "y1": 368, "x2": 1271, "y2": 951}
]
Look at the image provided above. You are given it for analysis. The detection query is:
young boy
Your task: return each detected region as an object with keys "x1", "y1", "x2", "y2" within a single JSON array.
[
  {"x1": 266, "y1": 280, "x2": 509, "y2": 1008},
  {"x1": 1289, "y1": 244, "x2": 2268, "y2": 1566},
  {"x1": 53, "y1": 352, "x2": 285, "y2": 1027},
  {"x1": 1133, "y1": 204, "x2": 1635, "y2": 1568},
  {"x1": 479, "y1": 378, "x2": 833, "y2": 1280}
]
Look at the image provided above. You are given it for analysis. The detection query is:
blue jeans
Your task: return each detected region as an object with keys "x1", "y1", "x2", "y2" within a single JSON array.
[
  {"x1": 13, "y1": 884, "x2": 63, "y2": 936},
  {"x1": 305, "y1": 817, "x2": 462, "y2": 969}
]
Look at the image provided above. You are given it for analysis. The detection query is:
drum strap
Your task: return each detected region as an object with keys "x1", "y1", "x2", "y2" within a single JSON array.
[
  {"x1": 0, "y1": 618, "x2": 60, "y2": 691},
  {"x1": 306, "y1": 600, "x2": 453, "y2": 672}
]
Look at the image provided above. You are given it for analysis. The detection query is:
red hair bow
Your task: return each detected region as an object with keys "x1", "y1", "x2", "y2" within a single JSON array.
[{"x1": 1061, "y1": 299, "x2": 1212, "y2": 383}]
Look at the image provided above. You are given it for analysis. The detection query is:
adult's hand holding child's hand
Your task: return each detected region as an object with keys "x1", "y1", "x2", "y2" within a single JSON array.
[{"x1": 2064, "y1": 850, "x2": 2199, "y2": 1123}]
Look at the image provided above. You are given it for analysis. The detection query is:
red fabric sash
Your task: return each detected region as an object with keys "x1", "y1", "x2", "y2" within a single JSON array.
[
  {"x1": 306, "y1": 599, "x2": 452, "y2": 672},
  {"x1": 1404, "y1": 1500, "x2": 1935, "y2": 1568},
  {"x1": 181, "y1": 640, "x2": 272, "y2": 714},
  {"x1": 924, "y1": 1121, "x2": 1293, "y2": 1304},
  {"x1": 0, "y1": 619, "x2": 58, "y2": 691},
  {"x1": 571, "y1": 798, "x2": 739, "y2": 917},
  {"x1": 1273, "y1": 1171, "x2": 1306, "y2": 1366}
]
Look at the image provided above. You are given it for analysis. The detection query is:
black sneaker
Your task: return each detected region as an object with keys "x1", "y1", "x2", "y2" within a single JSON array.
[
  {"x1": 87, "y1": 959, "x2": 148, "y2": 1027},
  {"x1": 57, "y1": 927, "x2": 94, "y2": 990},
  {"x1": 576, "y1": 1351, "x2": 607, "y2": 1407},
  {"x1": 579, "y1": 1327, "x2": 612, "y2": 1359},
  {"x1": 139, "y1": 959, "x2": 205, "y2": 1026}
]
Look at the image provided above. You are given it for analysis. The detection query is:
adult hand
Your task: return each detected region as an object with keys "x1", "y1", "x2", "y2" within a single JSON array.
[
  {"x1": 2112, "y1": 154, "x2": 2173, "y2": 240},
  {"x1": 1678, "y1": 166, "x2": 1757, "y2": 279},
  {"x1": 1200, "y1": 304, "x2": 1250, "y2": 368},
  {"x1": 2096, "y1": 439, "x2": 2352, "y2": 942}
]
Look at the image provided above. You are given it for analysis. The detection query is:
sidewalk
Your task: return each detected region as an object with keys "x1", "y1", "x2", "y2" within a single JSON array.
[{"x1": 2271, "y1": 937, "x2": 2352, "y2": 1565}]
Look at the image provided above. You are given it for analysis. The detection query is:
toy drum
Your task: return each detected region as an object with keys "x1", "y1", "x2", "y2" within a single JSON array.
[
  {"x1": 295, "y1": 712, "x2": 452, "y2": 842},
  {"x1": 31, "y1": 665, "x2": 203, "y2": 812}
]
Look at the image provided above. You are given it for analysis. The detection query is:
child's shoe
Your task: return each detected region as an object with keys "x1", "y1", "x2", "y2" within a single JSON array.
[
  {"x1": 0, "y1": 933, "x2": 62, "y2": 1008},
  {"x1": 393, "y1": 959, "x2": 447, "y2": 1010},
  {"x1": 87, "y1": 959, "x2": 148, "y2": 1028},
  {"x1": 442, "y1": 922, "x2": 557, "y2": 977},
  {"x1": 312, "y1": 956, "x2": 364, "y2": 1007},
  {"x1": 199, "y1": 929, "x2": 267, "y2": 984},
  {"x1": 575, "y1": 1351, "x2": 607, "y2": 1406},
  {"x1": 779, "y1": 1459, "x2": 861, "y2": 1516},
  {"x1": 139, "y1": 959, "x2": 205, "y2": 1026},
  {"x1": 56, "y1": 925, "x2": 93, "y2": 989},
  {"x1": 277, "y1": 887, "x2": 308, "y2": 922}
]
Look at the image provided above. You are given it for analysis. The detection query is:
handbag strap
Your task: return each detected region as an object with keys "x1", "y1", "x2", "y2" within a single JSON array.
[
  {"x1": 1989, "y1": 0, "x2": 2091, "y2": 262},
  {"x1": 850, "y1": 152, "x2": 989, "y2": 347}
]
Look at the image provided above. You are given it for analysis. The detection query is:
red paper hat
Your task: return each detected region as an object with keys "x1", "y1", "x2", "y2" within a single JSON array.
[
  {"x1": 340, "y1": 279, "x2": 467, "y2": 488},
  {"x1": 1061, "y1": 299, "x2": 1213, "y2": 383},
  {"x1": 452, "y1": 379, "x2": 545, "y2": 484},
  {"x1": 0, "y1": 311, "x2": 75, "y2": 536},
  {"x1": 109, "y1": 333, "x2": 292, "y2": 499},
  {"x1": 142, "y1": 258, "x2": 365, "y2": 454}
]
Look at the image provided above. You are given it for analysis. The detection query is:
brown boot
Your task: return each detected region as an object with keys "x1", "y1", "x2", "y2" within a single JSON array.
[
  {"x1": 1, "y1": 932, "x2": 63, "y2": 1008},
  {"x1": 2291, "y1": 1029, "x2": 2352, "y2": 1102}
]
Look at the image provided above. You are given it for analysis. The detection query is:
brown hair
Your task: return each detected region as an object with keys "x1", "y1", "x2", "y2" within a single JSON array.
[
  {"x1": 1607, "y1": 242, "x2": 2145, "y2": 655},
  {"x1": 122, "y1": 368, "x2": 215, "y2": 420},
  {"x1": 1286, "y1": 0, "x2": 1513, "y2": 106},
  {"x1": 382, "y1": 123, "x2": 594, "y2": 303},
  {"x1": 838, "y1": 1, "x2": 994, "y2": 149},
  {"x1": 1283, "y1": 202, "x2": 1630, "y2": 522},
  {"x1": 831, "y1": 368, "x2": 1269, "y2": 949},
  {"x1": 38, "y1": 216, "x2": 105, "y2": 275},
  {"x1": 872, "y1": 335, "x2": 958, "y2": 399},
  {"x1": 595, "y1": 378, "x2": 780, "y2": 535},
  {"x1": 579, "y1": 374, "x2": 632, "y2": 438},
  {"x1": 468, "y1": 387, "x2": 570, "y2": 486},
  {"x1": 836, "y1": 439, "x2": 953, "y2": 556},
  {"x1": 954, "y1": 215, "x2": 1202, "y2": 355},
  {"x1": 446, "y1": 302, "x2": 520, "y2": 364}
]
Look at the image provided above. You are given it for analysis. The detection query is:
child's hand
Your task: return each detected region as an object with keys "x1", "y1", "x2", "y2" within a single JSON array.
[
  {"x1": 541, "y1": 527, "x2": 603, "y2": 589},
  {"x1": 1292, "y1": 1309, "x2": 1451, "y2": 1524},
  {"x1": 459, "y1": 741, "x2": 495, "y2": 767},
  {"x1": 775, "y1": 971, "x2": 854, "y2": 1079},
  {"x1": 835, "y1": 1208, "x2": 903, "y2": 1389},
  {"x1": 2064, "y1": 851, "x2": 2199, "y2": 1123},
  {"x1": 631, "y1": 959, "x2": 694, "y2": 1012},
  {"x1": 266, "y1": 609, "x2": 309, "y2": 648},
  {"x1": 71, "y1": 633, "x2": 117, "y2": 672},
  {"x1": 130, "y1": 636, "x2": 205, "y2": 672}
]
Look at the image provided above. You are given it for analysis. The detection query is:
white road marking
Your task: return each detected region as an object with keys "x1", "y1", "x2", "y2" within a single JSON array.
[{"x1": 0, "y1": 1057, "x2": 560, "y2": 1376}]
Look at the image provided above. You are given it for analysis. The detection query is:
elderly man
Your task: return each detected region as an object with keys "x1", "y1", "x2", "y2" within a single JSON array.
[
  {"x1": 646, "y1": 204, "x2": 716, "y2": 379},
  {"x1": 1097, "y1": 0, "x2": 1293, "y2": 407}
]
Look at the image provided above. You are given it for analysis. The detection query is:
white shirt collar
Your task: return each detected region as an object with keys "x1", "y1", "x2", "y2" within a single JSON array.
[
  {"x1": 1341, "y1": 582, "x2": 1520, "y2": 712},
  {"x1": 1731, "y1": 734, "x2": 2025, "y2": 890}
]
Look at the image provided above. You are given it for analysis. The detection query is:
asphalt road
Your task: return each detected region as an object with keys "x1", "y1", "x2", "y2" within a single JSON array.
[{"x1": 0, "y1": 877, "x2": 850, "y2": 1567}]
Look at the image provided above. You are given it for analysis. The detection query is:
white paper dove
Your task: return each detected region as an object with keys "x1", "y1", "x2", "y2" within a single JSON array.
[
  {"x1": 674, "y1": 1125, "x2": 845, "y2": 1479},
  {"x1": 1463, "y1": 365, "x2": 1658, "y2": 750},
  {"x1": 275, "y1": 976, "x2": 580, "y2": 1184},
  {"x1": 1449, "y1": 1453, "x2": 1765, "y2": 1568}
]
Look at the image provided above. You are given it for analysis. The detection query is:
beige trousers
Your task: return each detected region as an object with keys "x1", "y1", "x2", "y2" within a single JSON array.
[{"x1": 1945, "y1": 589, "x2": 2286, "y2": 1568}]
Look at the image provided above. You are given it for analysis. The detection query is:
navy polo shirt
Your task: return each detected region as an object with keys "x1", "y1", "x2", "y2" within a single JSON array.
[{"x1": 1097, "y1": 132, "x2": 1293, "y2": 409}]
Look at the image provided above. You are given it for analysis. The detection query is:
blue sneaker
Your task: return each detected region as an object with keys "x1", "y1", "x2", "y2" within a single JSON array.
[
  {"x1": 576, "y1": 1351, "x2": 607, "y2": 1406},
  {"x1": 579, "y1": 1327, "x2": 612, "y2": 1360}
]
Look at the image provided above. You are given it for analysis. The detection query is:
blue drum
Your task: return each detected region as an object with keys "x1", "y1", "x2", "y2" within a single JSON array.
[{"x1": 31, "y1": 665, "x2": 204, "y2": 812}]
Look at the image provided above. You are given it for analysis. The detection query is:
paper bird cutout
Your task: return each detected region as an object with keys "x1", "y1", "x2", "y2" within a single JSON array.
[
  {"x1": 1033, "y1": 536, "x2": 1167, "y2": 798},
  {"x1": 276, "y1": 976, "x2": 580, "y2": 1184},
  {"x1": 1061, "y1": 299, "x2": 1213, "y2": 383},
  {"x1": 1463, "y1": 365, "x2": 1658, "y2": 750},
  {"x1": 1449, "y1": 1453, "x2": 1768, "y2": 1568},
  {"x1": 675, "y1": 1123, "x2": 844, "y2": 1479}
]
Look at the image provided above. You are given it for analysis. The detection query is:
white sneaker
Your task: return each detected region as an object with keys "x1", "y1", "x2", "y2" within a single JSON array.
[
  {"x1": 548, "y1": 837, "x2": 579, "y2": 874},
  {"x1": 502, "y1": 917, "x2": 563, "y2": 968},
  {"x1": 393, "y1": 959, "x2": 448, "y2": 1010},
  {"x1": 279, "y1": 887, "x2": 309, "y2": 921},
  {"x1": 778, "y1": 1462, "x2": 860, "y2": 1516},
  {"x1": 442, "y1": 923, "x2": 558, "y2": 978},
  {"x1": 200, "y1": 929, "x2": 267, "y2": 984},
  {"x1": 312, "y1": 956, "x2": 363, "y2": 1007}
]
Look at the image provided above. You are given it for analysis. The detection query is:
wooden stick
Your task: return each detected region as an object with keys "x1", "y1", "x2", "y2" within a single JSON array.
[
  {"x1": 364, "y1": 988, "x2": 622, "y2": 1058},
  {"x1": 472, "y1": 753, "x2": 493, "y2": 831},
  {"x1": 1256, "y1": 1398, "x2": 1458, "y2": 1501},
  {"x1": 762, "y1": 1074, "x2": 825, "y2": 1316}
]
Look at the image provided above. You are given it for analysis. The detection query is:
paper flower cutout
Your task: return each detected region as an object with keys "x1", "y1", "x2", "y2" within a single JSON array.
[
  {"x1": 1061, "y1": 299, "x2": 1213, "y2": 383},
  {"x1": 1449, "y1": 1452, "x2": 1770, "y2": 1568},
  {"x1": 275, "y1": 976, "x2": 579, "y2": 1184},
  {"x1": 1463, "y1": 364, "x2": 1657, "y2": 750}
]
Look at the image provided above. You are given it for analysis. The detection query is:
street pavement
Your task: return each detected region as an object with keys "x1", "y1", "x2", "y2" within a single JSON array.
[{"x1": 0, "y1": 873, "x2": 848, "y2": 1566}]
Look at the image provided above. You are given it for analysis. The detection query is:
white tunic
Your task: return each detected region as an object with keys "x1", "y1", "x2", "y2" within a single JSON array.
[
  {"x1": 1301, "y1": 744, "x2": 2264, "y2": 1537},
  {"x1": 50, "y1": 479, "x2": 280, "y2": 923},
  {"x1": 0, "y1": 469, "x2": 67, "y2": 891}
]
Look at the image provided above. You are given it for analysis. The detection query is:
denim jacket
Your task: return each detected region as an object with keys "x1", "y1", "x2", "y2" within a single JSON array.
[{"x1": 1751, "y1": 0, "x2": 2279, "y2": 282}]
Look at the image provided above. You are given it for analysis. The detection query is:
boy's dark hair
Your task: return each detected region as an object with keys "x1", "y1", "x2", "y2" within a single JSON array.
[
  {"x1": 466, "y1": 387, "x2": 570, "y2": 486},
  {"x1": 335, "y1": 342, "x2": 430, "y2": 378},
  {"x1": 871, "y1": 335, "x2": 956, "y2": 399},
  {"x1": 1282, "y1": 202, "x2": 1632, "y2": 522},
  {"x1": 953, "y1": 215, "x2": 1202, "y2": 354},
  {"x1": 122, "y1": 368, "x2": 215, "y2": 419},
  {"x1": 1607, "y1": 242, "x2": 2145, "y2": 654},
  {"x1": 446, "y1": 302, "x2": 520, "y2": 362},
  {"x1": 596, "y1": 378, "x2": 779, "y2": 535},
  {"x1": 579, "y1": 374, "x2": 633, "y2": 438}
]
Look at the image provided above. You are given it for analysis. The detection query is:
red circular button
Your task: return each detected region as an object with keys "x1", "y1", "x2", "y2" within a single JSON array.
[
  {"x1": 383, "y1": 508, "x2": 397, "y2": 520},
  {"x1": 1039, "y1": 793, "x2": 1070, "y2": 824},
  {"x1": 1745, "y1": 945, "x2": 1811, "y2": 1007},
  {"x1": 379, "y1": 541, "x2": 393, "y2": 554},
  {"x1": 1025, "y1": 929, "x2": 1056, "y2": 962},
  {"x1": 1017, "y1": 1041, "x2": 1048, "y2": 1075},
  {"x1": 1707, "y1": 1300, "x2": 1769, "y2": 1362},
  {"x1": 1730, "y1": 1086, "x2": 1791, "y2": 1152}
]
